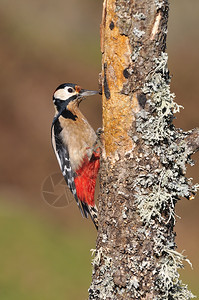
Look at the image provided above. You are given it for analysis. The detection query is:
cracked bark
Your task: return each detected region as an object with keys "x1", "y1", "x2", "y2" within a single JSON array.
[{"x1": 89, "y1": 1, "x2": 199, "y2": 299}]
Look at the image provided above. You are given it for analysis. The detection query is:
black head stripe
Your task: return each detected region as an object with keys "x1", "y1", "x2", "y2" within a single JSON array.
[
  {"x1": 55, "y1": 83, "x2": 77, "y2": 91},
  {"x1": 53, "y1": 94, "x2": 77, "y2": 107},
  {"x1": 52, "y1": 94, "x2": 77, "y2": 126}
]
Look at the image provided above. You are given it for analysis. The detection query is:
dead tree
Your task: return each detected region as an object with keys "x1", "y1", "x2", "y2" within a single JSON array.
[{"x1": 89, "y1": 0, "x2": 199, "y2": 299}]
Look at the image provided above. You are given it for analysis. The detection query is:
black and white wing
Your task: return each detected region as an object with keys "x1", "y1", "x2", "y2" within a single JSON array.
[{"x1": 51, "y1": 119, "x2": 88, "y2": 218}]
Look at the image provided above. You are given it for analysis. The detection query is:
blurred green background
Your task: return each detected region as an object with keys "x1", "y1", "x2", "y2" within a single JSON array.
[{"x1": 0, "y1": 0, "x2": 198, "y2": 299}]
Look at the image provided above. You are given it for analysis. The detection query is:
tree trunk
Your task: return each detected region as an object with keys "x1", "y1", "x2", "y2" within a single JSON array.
[{"x1": 89, "y1": 1, "x2": 199, "y2": 299}]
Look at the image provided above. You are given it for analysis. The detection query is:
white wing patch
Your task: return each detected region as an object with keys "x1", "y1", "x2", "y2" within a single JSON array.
[{"x1": 51, "y1": 121, "x2": 88, "y2": 218}]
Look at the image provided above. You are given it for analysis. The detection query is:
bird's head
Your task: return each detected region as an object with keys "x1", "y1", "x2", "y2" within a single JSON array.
[{"x1": 53, "y1": 83, "x2": 98, "y2": 114}]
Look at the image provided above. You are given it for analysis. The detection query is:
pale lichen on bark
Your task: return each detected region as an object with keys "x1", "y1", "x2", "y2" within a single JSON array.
[{"x1": 89, "y1": 0, "x2": 198, "y2": 299}]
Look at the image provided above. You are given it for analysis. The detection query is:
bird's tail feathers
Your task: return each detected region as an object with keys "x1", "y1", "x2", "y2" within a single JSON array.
[
  {"x1": 89, "y1": 205, "x2": 98, "y2": 230},
  {"x1": 83, "y1": 204, "x2": 98, "y2": 230}
]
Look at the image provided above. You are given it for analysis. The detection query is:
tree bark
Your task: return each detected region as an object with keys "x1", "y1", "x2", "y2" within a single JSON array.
[{"x1": 89, "y1": 1, "x2": 199, "y2": 299}]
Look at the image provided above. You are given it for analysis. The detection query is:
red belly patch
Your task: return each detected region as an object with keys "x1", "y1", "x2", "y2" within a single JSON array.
[{"x1": 74, "y1": 149, "x2": 100, "y2": 206}]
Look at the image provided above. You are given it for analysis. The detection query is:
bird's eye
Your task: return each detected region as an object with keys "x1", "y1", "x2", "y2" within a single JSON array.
[{"x1": 68, "y1": 88, "x2": 73, "y2": 93}]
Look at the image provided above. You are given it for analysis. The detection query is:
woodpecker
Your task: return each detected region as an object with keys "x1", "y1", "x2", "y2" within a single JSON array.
[{"x1": 51, "y1": 83, "x2": 100, "y2": 229}]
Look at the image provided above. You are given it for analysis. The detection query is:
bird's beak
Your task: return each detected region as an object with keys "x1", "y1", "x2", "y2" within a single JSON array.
[{"x1": 79, "y1": 89, "x2": 99, "y2": 97}]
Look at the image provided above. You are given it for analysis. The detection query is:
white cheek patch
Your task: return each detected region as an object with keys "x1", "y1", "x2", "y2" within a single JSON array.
[{"x1": 54, "y1": 89, "x2": 76, "y2": 100}]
